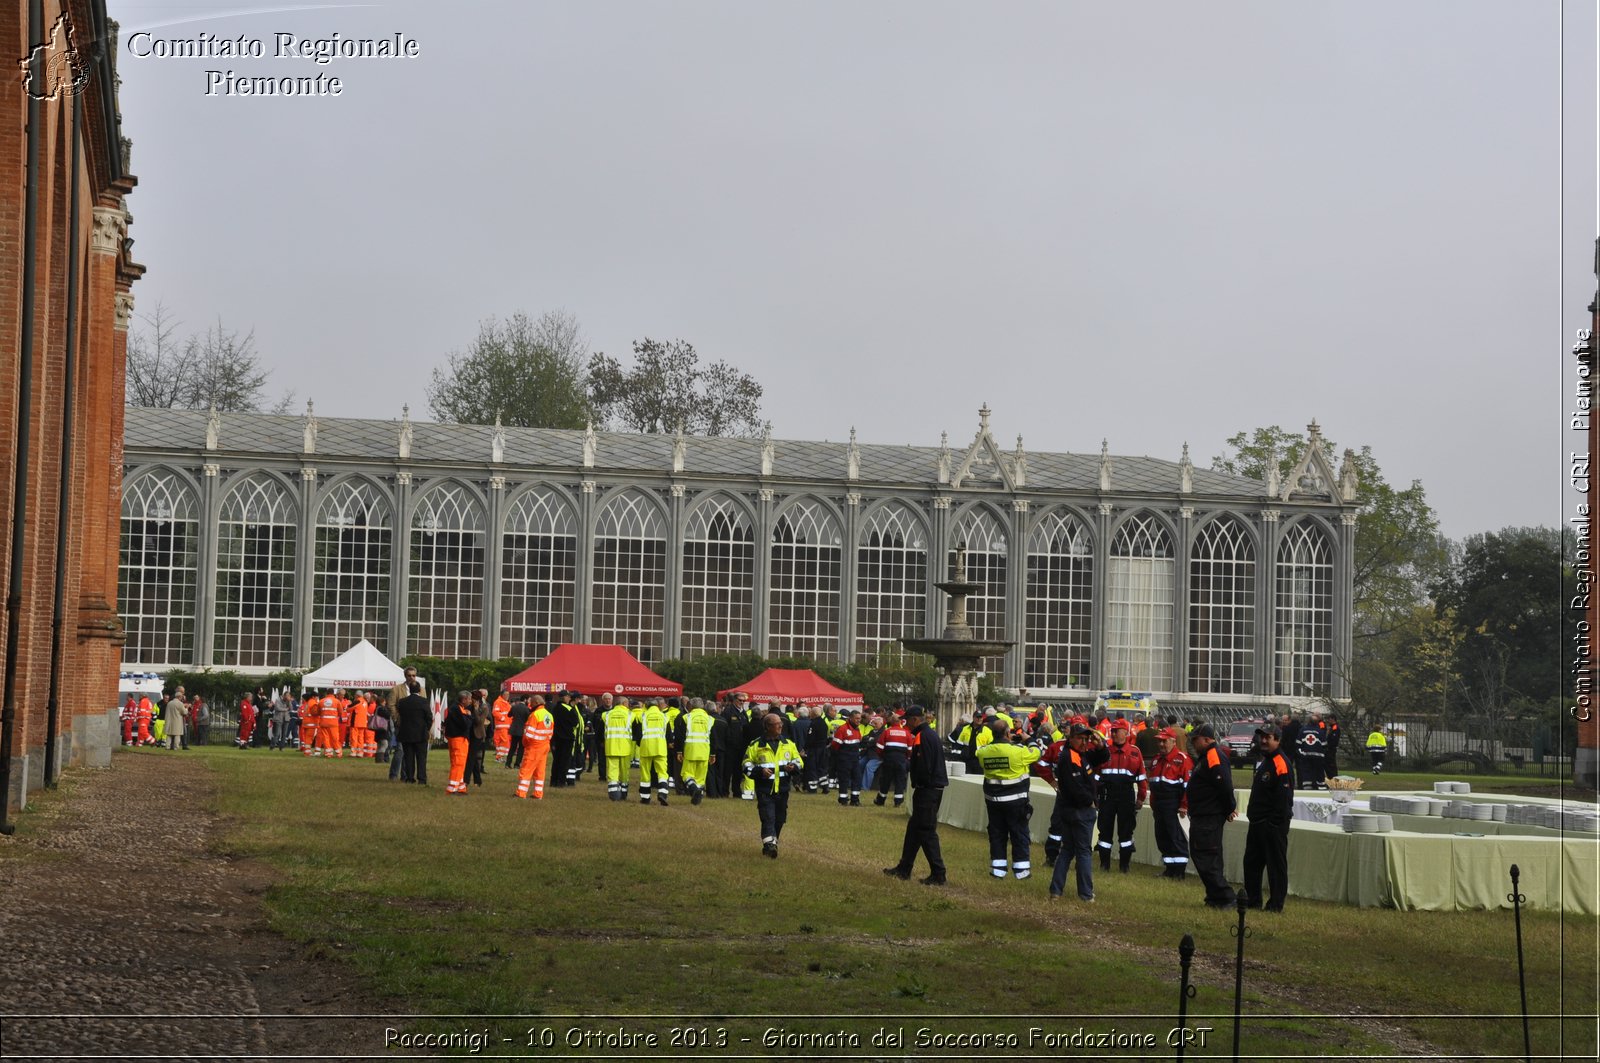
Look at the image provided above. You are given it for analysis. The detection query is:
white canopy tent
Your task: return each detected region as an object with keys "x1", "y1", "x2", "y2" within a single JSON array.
[{"x1": 299, "y1": 639, "x2": 405, "y2": 691}]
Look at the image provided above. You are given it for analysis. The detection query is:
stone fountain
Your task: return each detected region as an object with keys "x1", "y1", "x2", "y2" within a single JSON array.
[{"x1": 900, "y1": 542, "x2": 1015, "y2": 726}]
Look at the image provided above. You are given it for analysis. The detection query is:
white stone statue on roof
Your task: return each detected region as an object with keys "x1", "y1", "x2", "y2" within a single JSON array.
[
  {"x1": 1099, "y1": 439, "x2": 1112, "y2": 492},
  {"x1": 491, "y1": 411, "x2": 505, "y2": 463},
  {"x1": 1179, "y1": 441, "x2": 1193, "y2": 494},
  {"x1": 760, "y1": 422, "x2": 774, "y2": 476},
  {"x1": 846, "y1": 426, "x2": 860, "y2": 481},
  {"x1": 398, "y1": 404, "x2": 412, "y2": 460},
  {"x1": 204, "y1": 404, "x2": 219, "y2": 451},
  {"x1": 582, "y1": 421, "x2": 597, "y2": 467},
  {"x1": 303, "y1": 399, "x2": 317, "y2": 454}
]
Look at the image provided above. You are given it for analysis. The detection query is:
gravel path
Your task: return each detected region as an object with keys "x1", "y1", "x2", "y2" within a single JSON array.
[{"x1": 0, "y1": 749, "x2": 376, "y2": 1060}]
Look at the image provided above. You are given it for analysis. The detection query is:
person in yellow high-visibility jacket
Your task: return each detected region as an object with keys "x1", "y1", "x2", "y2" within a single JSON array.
[
  {"x1": 603, "y1": 697, "x2": 635, "y2": 801},
  {"x1": 975, "y1": 719, "x2": 1041, "y2": 879},
  {"x1": 634, "y1": 701, "x2": 670, "y2": 805},
  {"x1": 678, "y1": 701, "x2": 715, "y2": 805},
  {"x1": 515, "y1": 696, "x2": 555, "y2": 799},
  {"x1": 1365, "y1": 727, "x2": 1388, "y2": 774},
  {"x1": 745, "y1": 711, "x2": 805, "y2": 858}
]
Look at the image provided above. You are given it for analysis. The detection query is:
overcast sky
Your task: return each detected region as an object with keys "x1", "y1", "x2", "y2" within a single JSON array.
[{"x1": 110, "y1": 0, "x2": 1597, "y2": 541}]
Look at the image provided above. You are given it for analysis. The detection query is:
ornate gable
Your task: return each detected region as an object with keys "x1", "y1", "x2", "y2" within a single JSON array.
[
  {"x1": 1280, "y1": 420, "x2": 1340, "y2": 502},
  {"x1": 949, "y1": 404, "x2": 1016, "y2": 490}
]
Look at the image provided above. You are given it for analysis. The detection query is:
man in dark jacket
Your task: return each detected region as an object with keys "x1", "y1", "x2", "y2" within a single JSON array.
[
  {"x1": 882, "y1": 706, "x2": 948, "y2": 885},
  {"x1": 1043, "y1": 725, "x2": 1102, "y2": 902},
  {"x1": 506, "y1": 695, "x2": 531, "y2": 770},
  {"x1": 394, "y1": 681, "x2": 432, "y2": 785},
  {"x1": 1184, "y1": 723, "x2": 1237, "y2": 908},
  {"x1": 550, "y1": 691, "x2": 582, "y2": 787},
  {"x1": 1243, "y1": 721, "x2": 1295, "y2": 912}
]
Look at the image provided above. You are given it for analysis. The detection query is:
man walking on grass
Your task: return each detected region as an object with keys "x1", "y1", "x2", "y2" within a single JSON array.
[
  {"x1": 745, "y1": 710, "x2": 804, "y2": 858},
  {"x1": 882, "y1": 706, "x2": 947, "y2": 885}
]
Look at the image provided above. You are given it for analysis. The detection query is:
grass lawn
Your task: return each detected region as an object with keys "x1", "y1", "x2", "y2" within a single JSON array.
[{"x1": 180, "y1": 747, "x2": 1596, "y2": 1059}]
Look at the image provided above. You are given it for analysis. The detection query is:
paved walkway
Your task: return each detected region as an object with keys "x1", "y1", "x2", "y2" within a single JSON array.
[{"x1": 0, "y1": 749, "x2": 371, "y2": 1060}]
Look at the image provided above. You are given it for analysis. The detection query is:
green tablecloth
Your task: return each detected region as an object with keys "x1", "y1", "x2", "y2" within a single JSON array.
[{"x1": 931, "y1": 776, "x2": 1598, "y2": 912}]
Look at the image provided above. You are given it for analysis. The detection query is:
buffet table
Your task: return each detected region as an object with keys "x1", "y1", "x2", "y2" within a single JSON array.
[{"x1": 929, "y1": 775, "x2": 1597, "y2": 913}]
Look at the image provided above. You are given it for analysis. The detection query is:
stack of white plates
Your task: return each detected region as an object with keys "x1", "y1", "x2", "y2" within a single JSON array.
[
  {"x1": 1563, "y1": 810, "x2": 1600, "y2": 832},
  {"x1": 1428, "y1": 799, "x2": 1449, "y2": 816},
  {"x1": 1434, "y1": 781, "x2": 1456, "y2": 794},
  {"x1": 1490, "y1": 804, "x2": 1507, "y2": 822},
  {"x1": 946, "y1": 761, "x2": 966, "y2": 777},
  {"x1": 1342, "y1": 813, "x2": 1394, "y2": 833}
]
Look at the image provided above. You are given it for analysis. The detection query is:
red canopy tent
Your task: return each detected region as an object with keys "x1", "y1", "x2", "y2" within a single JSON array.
[
  {"x1": 501, "y1": 644, "x2": 683, "y2": 697},
  {"x1": 717, "y1": 668, "x2": 864, "y2": 707}
]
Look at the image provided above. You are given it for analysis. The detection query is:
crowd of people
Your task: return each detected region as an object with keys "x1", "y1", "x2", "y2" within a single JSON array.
[{"x1": 127, "y1": 672, "x2": 1349, "y2": 913}]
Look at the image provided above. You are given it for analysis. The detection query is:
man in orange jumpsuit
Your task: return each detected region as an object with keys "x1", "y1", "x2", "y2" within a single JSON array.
[
  {"x1": 317, "y1": 691, "x2": 343, "y2": 758},
  {"x1": 492, "y1": 692, "x2": 513, "y2": 763},
  {"x1": 136, "y1": 695, "x2": 155, "y2": 745},
  {"x1": 121, "y1": 695, "x2": 136, "y2": 746},
  {"x1": 350, "y1": 694, "x2": 371, "y2": 759},
  {"x1": 336, "y1": 692, "x2": 352, "y2": 753},
  {"x1": 300, "y1": 692, "x2": 319, "y2": 754},
  {"x1": 444, "y1": 691, "x2": 475, "y2": 794},
  {"x1": 515, "y1": 696, "x2": 554, "y2": 798}
]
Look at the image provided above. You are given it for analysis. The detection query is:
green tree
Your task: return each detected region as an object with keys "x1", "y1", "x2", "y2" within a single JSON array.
[
  {"x1": 586, "y1": 338, "x2": 764, "y2": 437},
  {"x1": 1213, "y1": 425, "x2": 1449, "y2": 717},
  {"x1": 1434, "y1": 527, "x2": 1568, "y2": 713},
  {"x1": 428, "y1": 310, "x2": 592, "y2": 429}
]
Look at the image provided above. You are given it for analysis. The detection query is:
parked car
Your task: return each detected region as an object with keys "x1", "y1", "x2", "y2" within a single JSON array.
[{"x1": 1222, "y1": 719, "x2": 1267, "y2": 766}]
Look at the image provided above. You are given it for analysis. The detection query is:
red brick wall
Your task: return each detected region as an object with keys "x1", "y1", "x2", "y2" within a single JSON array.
[{"x1": 1, "y1": 0, "x2": 138, "y2": 807}]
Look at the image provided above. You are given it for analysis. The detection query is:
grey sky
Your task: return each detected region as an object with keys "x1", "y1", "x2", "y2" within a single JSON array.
[{"x1": 111, "y1": 0, "x2": 1597, "y2": 540}]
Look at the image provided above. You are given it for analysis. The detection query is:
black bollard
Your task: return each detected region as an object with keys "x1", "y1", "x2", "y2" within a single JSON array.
[
  {"x1": 1509, "y1": 864, "x2": 1530, "y2": 1063},
  {"x1": 1231, "y1": 894, "x2": 1250, "y2": 1063},
  {"x1": 1176, "y1": 933, "x2": 1197, "y2": 1061}
]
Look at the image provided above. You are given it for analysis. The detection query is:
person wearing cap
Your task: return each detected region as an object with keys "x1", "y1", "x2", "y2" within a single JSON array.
[
  {"x1": 830, "y1": 709, "x2": 865, "y2": 806},
  {"x1": 1243, "y1": 721, "x2": 1295, "y2": 912},
  {"x1": 1095, "y1": 717, "x2": 1148, "y2": 874},
  {"x1": 744, "y1": 710, "x2": 805, "y2": 858},
  {"x1": 974, "y1": 717, "x2": 1041, "y2": 880},
  {"x1": 1149, "y1": 728, "x2": 1193, "y2": 878},
  {"x1": 882, "y1": 706, "x2": 948, "y2": 885},
  {"x1": 1041, "y1": 725, "x2": 1105, "y2": 902},
  {"x1": 1183, "y1": 723, "x2": 1237, "y2": 908}
]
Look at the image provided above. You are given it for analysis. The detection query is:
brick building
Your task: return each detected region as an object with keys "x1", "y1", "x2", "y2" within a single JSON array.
[{"x1": 1, "y1": 0, "x2": 140, "y2": 818}]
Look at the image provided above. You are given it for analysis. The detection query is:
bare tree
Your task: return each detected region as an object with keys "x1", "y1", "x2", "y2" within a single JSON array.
[
  {"x1": 125, "y1": 301, "x2": 192, "y2": 407},
  {"x1": 125, "y1": 303, "x2": 292, "y2": 412}
]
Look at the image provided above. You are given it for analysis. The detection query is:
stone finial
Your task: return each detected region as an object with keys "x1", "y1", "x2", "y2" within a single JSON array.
[
  {"x1": 846, "y1": 426, "x2": 860, "y2": 481},
  {"x1": 1179, "y1": 441, "x2": 1193, "y2": 495},
  {"x1": 760, "y1": 422, "x2": 774, "y2": 477},
  {"x1": 978, "y1": 404, "x2": 990, "y2": 432},
  {"x1": 582, "y1": 421, "x2": 597, "y2": 468},
  {"x1": 1308, "y1": 418, "x2": 1322, "y2": 442},
  {"x1": 1013, "y1": 434, "x2": 1028, "y2": 488},
  {"x1": 937, "y1": 431, "x2": 951, "y2": 484},
  {"x1": 1265, "y1": 443, "x2": 1282, "y2": 497},
  {"x1": 1099, "y1": 439, "x2": 1112, "y2": 492},
  {"x1": 1339, "y1": 447, "x2": 1360, "y2": 502},
  {"x1": 302, "y1": 399, "x2": 318, "y2": 454},
  {"x1": 672, "y1": 422, "x2": 686, "y2": 473},
  {"x1": 491, "y1": 411, "x2": 505, "y2": 463},
  {"x1": 204, "y1": 404, "x2": 220, "y2": 451},
  {"x1": 398, "y1": 404, "x2": 412, "y2": 460}
]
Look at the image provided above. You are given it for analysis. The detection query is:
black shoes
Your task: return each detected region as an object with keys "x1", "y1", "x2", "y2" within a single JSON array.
[
  {"x1": 874, "y1": 794, "x2": 887, "y2": 806},
  {"x1": 883, "y1": 866, "x2": 911, "y2": 880},
  {"x1": 657, "y1": 792, "x2": 668, "y2": 806},
  {"x1": 691, "y1": 788, "x2": 703, "y2": 806},
  {"x1": 762, "y1": 841, "x2": 778, "y2": 859},
  {"x1": 849, "y1": 796, "x2": 861, "y2": 807},
  {"x1": 921, "y1": 875, "x2": 947, "y2": 887}
]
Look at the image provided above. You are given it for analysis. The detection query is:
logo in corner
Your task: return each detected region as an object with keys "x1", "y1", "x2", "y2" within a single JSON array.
[{"x1": 20, "y1": 13, "x2": 89, "y2": 101}]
